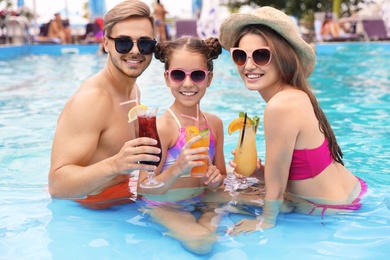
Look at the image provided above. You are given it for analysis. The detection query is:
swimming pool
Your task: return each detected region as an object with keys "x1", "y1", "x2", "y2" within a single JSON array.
[{"x1": 0, "y1": 42, "x2": 389, "y2": 259}]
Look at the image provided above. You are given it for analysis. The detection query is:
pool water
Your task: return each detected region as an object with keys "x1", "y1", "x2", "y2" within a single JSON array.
[{"x1": 1, "y1": 43, "x2": 389, "y2": 259}]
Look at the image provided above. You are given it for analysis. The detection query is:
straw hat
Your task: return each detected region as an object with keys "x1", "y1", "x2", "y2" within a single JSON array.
[{"x1": 219, "y1": 6, "x2": 315, "y2": 77}]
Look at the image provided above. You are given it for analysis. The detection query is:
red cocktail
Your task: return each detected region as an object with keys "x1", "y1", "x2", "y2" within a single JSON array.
[{"x1": 137, "y1": 107, "x2": 164, "y2": 188}]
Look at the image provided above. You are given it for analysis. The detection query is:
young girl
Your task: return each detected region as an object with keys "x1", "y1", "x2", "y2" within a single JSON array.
[
  {"x1": 137, "y1": 37, "x2": 227, "y2": 254},
  {"x1": 219, "y1": 6, "x2": 367, "y2": 234}
]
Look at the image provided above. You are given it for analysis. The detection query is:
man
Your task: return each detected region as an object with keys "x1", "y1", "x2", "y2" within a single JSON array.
[
  {"x1": 47, "y1": 13, "x2": 72, "y2": 44},
  {"x1": 48, "y1": 1, "x2": 160, "y2": 209}
]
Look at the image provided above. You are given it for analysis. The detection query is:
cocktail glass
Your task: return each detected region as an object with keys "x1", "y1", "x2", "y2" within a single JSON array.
[
  {"x1": 137, "y1": 107, "x2": 164, "y2": 188},
  {"x1": 185, "y1": 128, "x2": 210, "y2": 177},
  {"x1": 227, "y1": 116, "x2": 257, "y2": 205},
  {"x1": 234, "y1": 122, "x2": 257, "y2": 189}
]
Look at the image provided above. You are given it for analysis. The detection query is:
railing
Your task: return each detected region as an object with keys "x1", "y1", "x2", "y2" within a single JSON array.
[{"x1": 3, "y1": 16, "x2": 31, "y2": 49}]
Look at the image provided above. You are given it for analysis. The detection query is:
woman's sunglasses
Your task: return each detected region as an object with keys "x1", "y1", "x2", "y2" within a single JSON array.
[
  {"x1": 106, "y1": 36, "x2": 157, "y2": 55},
  {"x1": 166, "y1": 69, "x2": 210, "y2": 84},
  {"x1": 230, "y1": 47, "x2": 272, "y2": 67}
]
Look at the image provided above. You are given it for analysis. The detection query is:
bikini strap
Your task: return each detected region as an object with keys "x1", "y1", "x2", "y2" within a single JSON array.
[
  {"x1": 167, "y1": 109, "x2": 209, "y2": 130},
  {"x1": 167, "y1": 108, "x2": 182, "y2": 128}
]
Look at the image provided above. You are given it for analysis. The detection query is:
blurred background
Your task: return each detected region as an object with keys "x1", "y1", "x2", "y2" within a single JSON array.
[{"x1": 1, "y1": 0, "x2": 389, "y2": 44}]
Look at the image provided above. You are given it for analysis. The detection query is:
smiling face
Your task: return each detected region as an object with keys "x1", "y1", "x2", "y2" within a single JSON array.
[
  {"x1": 104, "y1": 17, "x2": 154, "y2": 79},
  {"x1": 236, "y1": 33, "x2": 280, "y2": 96},
  {"x1": 164, "y1": 49, "x2": 212, "y2": 107}
]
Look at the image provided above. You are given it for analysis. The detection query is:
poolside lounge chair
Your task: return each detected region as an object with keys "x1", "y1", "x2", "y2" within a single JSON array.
[
  {"x1": 82, "y1": 22, "x2": 101, "y2": 43},
  {"x1": 362, "y1": 19, "x2": 390, "y2": 41},
  {"x1": 314, "y1": 11, "x2": 361, "y2": 42},
  {"x1": 32, "y1": 22, "x2": 60, "y2": 44},
  {"x1": 175, "y1": 19, "x2": 198, "y2": 38},
  {"x1": 323, "y1": 34, "x2": 361, "y2": 42}
]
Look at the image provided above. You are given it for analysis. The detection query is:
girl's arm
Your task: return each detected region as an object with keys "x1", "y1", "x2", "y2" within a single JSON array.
[
  {"x1": 210, "y1": 114, "x2": 227, "y2": 175},
  {"x1": 203, "y1": 114, "x2": 226, "y2": 189}
]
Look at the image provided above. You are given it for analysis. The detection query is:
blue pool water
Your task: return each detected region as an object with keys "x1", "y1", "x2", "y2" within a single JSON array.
[{"x1": 0, "y1": 43, "x2": 389, "y2": 259}]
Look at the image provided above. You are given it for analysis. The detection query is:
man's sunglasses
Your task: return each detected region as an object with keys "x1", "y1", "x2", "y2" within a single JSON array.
[
  {"x1": 106, "y1": 36, "x2": 156, "y2": 55},
  {"x1": 166, "y1": 69, "x2": 210, "y2": 84},
  {"x1": 230, "y1": 47, "x2": 272, "y2": 67}
]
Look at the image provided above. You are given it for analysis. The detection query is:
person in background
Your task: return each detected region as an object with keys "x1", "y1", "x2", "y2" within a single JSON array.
[
  {"x1": 95, "y1": 17, "x2": 106, "y2": 54},
  {"x1": 339, "y1": 11, "x2": 358, "y2": 34},
  {"x1": 85, "y1": 17, "x2": 105, "y2": 54},
  {"x1": 219, "y1": 6, "x2": 367, "y2": 234},
  {"x1": 153, "y1": 0, "x2": 168, "y2": 41},
  {"x1": 48, "y1": 0, "x2": 159, "y2": 209},
  {"x1": 321, "y1": 11, "x2": 341, "y2": 39},
  {"x1": 47, "y1": 12, "x2": 72, "y2": 44},
  {"x1": 93, "y1": 17, "x2": 104, "y2": 41}
]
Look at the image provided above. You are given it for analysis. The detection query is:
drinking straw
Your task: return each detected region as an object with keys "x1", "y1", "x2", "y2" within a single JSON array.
[
  {"x1": 181, "y1": 104, "x2": 200, "y2": 129},
  {"x1": 240, "y1": 113, "x2": 247, "y2": 147},
  {"x1": 119, "y1": 99, "x2": 137, "y2": 105}
]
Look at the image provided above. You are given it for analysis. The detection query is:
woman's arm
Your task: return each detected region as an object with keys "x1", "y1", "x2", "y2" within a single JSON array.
[
  {"x1": 229, "y1": 90, "x2": 300, "y2": 234},
  {"x1": 261, "y1": 93, "x2": 299, "y2": 222}
]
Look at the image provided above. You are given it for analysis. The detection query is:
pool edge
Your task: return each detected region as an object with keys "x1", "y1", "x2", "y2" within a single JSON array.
[{"x1": 0, "y1": 43, "x2": 101, "y2": 59}]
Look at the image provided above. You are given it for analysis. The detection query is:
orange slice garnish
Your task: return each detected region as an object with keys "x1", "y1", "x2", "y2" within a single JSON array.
[
  {"x1": 228, "y1": 117, "x2": 251, "y2": 135},
  {"x1": 185, "y1": 125, "x2": 200, "y2": 136},
  {"x1": 127, "y1": 104, "x2": 148, "y2": 123}
]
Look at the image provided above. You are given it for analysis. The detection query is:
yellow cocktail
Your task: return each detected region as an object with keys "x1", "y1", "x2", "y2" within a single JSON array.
[
  {"x1": 228, "y1": 113, "x2": 260, "y2": 176},
  {"x1": 234, "y1": 124, "x2": 257, "y2": 176}
]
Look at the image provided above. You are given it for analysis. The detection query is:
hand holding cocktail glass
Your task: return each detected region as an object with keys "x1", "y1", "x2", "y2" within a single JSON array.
[{"x1": 127, "y1": 105, "x2": 164, "y2": 189}]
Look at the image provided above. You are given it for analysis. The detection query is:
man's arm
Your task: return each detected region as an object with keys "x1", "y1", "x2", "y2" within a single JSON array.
[
  {"x1": 48, "y1": 88, "x2": 120, "y2": 198},
  {"x1": 49, "y1": 82, "x2": 161, "y2": 199}
]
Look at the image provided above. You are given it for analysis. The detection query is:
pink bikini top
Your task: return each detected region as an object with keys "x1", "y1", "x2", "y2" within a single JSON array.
[{"x1": 289, "y1": 138, "x2": 333, "y2": 180}]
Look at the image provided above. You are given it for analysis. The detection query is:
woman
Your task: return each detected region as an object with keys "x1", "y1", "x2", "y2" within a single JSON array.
[
  {"x1": 321, "y1": 11, "x2": 341, "y2": 40},
  {"x1": 219, "y1": 6, "x2": 367, "y2": 234},
  {"x1": 153, "y1": 0, "x2": 168, "y2": 41},
  {"x1": 47, "y1": 13, "x2": 72, "y2": 44}
]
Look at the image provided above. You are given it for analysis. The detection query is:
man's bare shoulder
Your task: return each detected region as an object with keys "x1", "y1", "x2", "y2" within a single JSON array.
[
  {"x1": 58, "y1": 73, "x2": 114, "y2": 127},
  {"x1": 68, "y1": 73, "x2": 112, "y2": 108}
]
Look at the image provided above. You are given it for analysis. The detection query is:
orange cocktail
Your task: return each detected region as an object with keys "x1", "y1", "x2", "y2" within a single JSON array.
[{"x1": 186, "y1": 127, "x2": 210, "y2": 177}]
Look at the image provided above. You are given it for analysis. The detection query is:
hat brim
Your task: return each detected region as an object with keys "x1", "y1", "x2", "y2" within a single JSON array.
[{"x1": 219, "y1": 7, "x2": 315, "y2": 77}]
